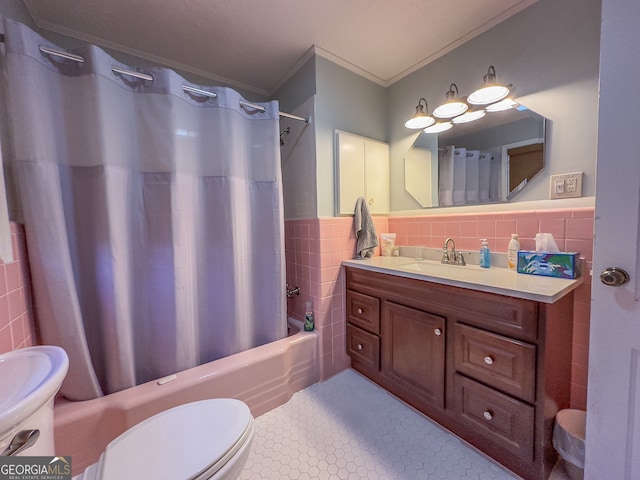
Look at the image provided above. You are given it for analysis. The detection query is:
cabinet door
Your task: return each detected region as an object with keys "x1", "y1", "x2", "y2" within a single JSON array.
[
  {"x1": 381, "y1": 301, "x2": 445, "y2": 408},
  {"x1": 364, "y1": 140, "x2": 389, "y2": 214},
  {"x1": 336, "y1": 131, "x2": 389, "y2": 215},
  {"x1": 337, "y1": 132, "x2": 366, "y2": 215}
]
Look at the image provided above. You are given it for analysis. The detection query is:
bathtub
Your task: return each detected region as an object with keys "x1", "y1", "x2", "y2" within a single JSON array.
[{"x1": 54, "y1": 318, "x2": 318, "y2": 475}]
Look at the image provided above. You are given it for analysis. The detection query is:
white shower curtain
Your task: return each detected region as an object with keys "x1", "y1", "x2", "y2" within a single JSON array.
[
  {"x1": 452, "y1": 147, "x2": 467, "y2": 205},
  {"x1": 438, "y1": 146, "x2": 454, "y2": 206},
  {"x1": 464, "y1": 150, "x2": 480, "y2": 204},
  {"x1": 478, "y1": 152, "x2": 492, "y2": 203},
  {"x1": 2, "y1": 20, "x2": 286, "y2": 400}
]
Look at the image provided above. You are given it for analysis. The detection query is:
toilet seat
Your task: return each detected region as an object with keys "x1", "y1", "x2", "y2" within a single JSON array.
[{"x1": 78, "y1": 399, "x2": 253, "y2": 480}]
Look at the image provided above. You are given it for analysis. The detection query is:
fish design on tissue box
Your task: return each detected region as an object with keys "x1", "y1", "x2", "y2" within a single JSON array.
[{"x1": 517, "y1": 233, "x2": 580, "y2": 279}]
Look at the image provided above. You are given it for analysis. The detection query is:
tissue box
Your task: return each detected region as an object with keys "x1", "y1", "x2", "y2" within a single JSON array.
[{"x1": 517, "y1": 251, "x2": 581, "y2": 279}]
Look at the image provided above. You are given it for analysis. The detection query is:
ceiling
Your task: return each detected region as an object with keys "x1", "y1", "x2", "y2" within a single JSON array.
[{"x1": 21, "y1": 0, "x2": 538, "y2": 96}]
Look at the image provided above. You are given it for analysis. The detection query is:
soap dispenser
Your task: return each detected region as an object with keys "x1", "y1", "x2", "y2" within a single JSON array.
[{"x1": 480, "y1": 239, "x2": 491, "y2": 268}]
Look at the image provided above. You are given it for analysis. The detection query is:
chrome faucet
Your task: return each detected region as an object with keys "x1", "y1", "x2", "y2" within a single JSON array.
[{"x1": 441, "y1": 238, "x2": 466, "y2": 266}]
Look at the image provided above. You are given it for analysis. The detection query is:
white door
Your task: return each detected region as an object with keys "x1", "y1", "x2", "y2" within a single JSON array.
[{"x1": 585, "y1": 0, "x2": 640, "y2": 478}]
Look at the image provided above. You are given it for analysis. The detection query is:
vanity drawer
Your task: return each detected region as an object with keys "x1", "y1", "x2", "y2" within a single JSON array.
[
  {"x1": 453, "y1": 293, "x2": 538, "y2": 343},
  {"x1": 347, "y1": 289, "x2": 380, "y2": 334},
  {"x1": 347, "y1": 267, "x2": 538, "y2": 342},
  {"x1": 455, "y1": 323, "x2": 536, "y2": 403},
  {"x1": 347, "y1": 324, "x2": 380, "y2": 371},
  {"x1": 454, "y1": 374, "x2": 534, "y2": 461}
]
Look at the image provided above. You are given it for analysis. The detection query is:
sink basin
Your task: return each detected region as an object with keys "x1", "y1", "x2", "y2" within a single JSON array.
[
  {"x1": 0, "y1": 346, "x2": 69, "y2": 452},
  {"x1": 397, "y1": 261, "x2": 488, "y2": 281},
  {"x1": 399, "y1": 261, "x2": 467, "y2": 274}
]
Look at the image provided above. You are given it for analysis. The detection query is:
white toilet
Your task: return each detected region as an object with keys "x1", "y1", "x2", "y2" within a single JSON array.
[{"x1": 74, "y1": 399, "x2": 254, "y2": 480}]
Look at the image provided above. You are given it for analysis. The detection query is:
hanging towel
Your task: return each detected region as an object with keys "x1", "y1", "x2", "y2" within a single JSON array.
[{"x1": 354, "y1": 196, "x2": 378, "y2": 258}]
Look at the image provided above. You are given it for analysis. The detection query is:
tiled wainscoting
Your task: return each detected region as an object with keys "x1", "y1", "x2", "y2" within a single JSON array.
[
  {"x1": 284, "y1": 216, "x2": 389, "y2": 380},
  {"x1": 0, "y1": 222, "x2": 36, "y2": 354},
  {"x1": 285, "y1": 207, "x2": 593, "y2": 410},
  {"x1": 2, "y1": 208, "x2": 593, "y2": 410}
]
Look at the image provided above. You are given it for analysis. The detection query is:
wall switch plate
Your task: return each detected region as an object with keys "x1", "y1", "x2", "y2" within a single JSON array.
[{"x1": 550, "y1": 172, "x2": 583, "y2": 199}]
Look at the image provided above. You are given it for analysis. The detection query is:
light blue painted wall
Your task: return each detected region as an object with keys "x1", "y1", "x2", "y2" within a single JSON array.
[
  {"x1": 273, "y1": 54, "x2": 388, "y2": 219},
  {"x1": 272, "y1": 57, "x2": 316, "y2": 114},
  {"x1": 388, "y1": 0, "x2": 601, "y2": 212},
  {"x1": 273, "y1": 58, "x2": 318, "y2": 219},
  {"x1": 314, "y1": 56, "x2": 388, "y2": 217}
]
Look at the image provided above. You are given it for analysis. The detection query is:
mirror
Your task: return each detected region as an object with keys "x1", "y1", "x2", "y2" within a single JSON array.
[{"x1": 404, "y1": 105, "x2": 546, "y2": 207}]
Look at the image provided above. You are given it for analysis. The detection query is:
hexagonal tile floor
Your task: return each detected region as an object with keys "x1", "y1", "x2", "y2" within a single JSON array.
[{"x1": 239, "y1": 369, "x2": 566, "y2": 479}]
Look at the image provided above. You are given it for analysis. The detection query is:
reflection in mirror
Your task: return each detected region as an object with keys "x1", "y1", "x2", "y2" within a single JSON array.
[
  {"x1": 404, "y1": 133, "x2": 439, "y2": 207},
  {"x1": 404, "y1": 105, "x2": 546, "y2": 208},
  {"x1": 504, "y1": 141, "x2": 544, "y2": 198}
]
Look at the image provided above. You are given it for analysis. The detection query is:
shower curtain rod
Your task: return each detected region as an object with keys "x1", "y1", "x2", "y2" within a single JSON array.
[{"x1": 2, "y1": 39, "x2": 311, "y2": 124}]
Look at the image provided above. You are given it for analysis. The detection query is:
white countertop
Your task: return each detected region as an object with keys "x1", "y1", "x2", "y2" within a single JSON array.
[{"x1": 342, "y1": 256, "x2": 584, "y2": 304}]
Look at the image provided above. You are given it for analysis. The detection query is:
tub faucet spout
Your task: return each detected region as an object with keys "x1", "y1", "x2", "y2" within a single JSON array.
[{"x1": 286, "y1": 284, "x2": 301, "y2": 298}]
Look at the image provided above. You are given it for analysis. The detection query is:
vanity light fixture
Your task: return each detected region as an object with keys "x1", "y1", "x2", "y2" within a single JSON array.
[
  {"x1": 451, "y1": 109, "x2": 486, "y2": 124},
  {"x1": 485, "y1": 98, "x2": 518, "y2": 112},
  {"x1": 423, "y1": 122, "x2": 453, "y2": 134},
  {"x1": 467, "y1": 66, "x2": 510, "y2": 106},
  {"x1": 433, "y1": 84, "x2": 468, "y2": 119},
  {"x1": 404, "y1": 97, "x2": 435, "y2": 129}
]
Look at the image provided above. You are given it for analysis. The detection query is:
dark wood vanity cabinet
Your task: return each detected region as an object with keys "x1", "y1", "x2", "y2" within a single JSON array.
[
  {"x1": 347, "y1": 287, "x2": 446, "y2": 413},
  {"x1": 345, "y1": 266, "x2": 574, "y2": 480},
  {"x1": 381, "y1": 301, "x2": 446, "y2": 409}
]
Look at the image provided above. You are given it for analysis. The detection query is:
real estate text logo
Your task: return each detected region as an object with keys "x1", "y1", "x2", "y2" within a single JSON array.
[{"x1": 0, "y1": 456, "x2": 71, "y2": 480}]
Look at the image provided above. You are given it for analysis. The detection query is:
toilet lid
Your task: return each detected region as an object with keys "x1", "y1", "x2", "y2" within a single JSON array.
[{"x1": 98, "y1": 399, "x2": 252, "y2": 480}]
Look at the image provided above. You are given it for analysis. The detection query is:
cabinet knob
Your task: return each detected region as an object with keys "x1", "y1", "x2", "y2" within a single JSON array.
[
  {"x1": 434, "y1": 328, "x2": 442, "y2": 336},
  {"x1": 483, "y1": 410, "x2": 493, "y2": 421},
  {"x1": 357, "y1": 308, "x2": 363, "y2": 314},
  {"x1": 357, "y1": 344, "x2": 364, "y2": 350},
  {"x1": 484, "y1": 356, "x2": 494, "y2": 365},
  {"x1": 368, "y1": 198, "x2": 374, "y2": 205}
]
